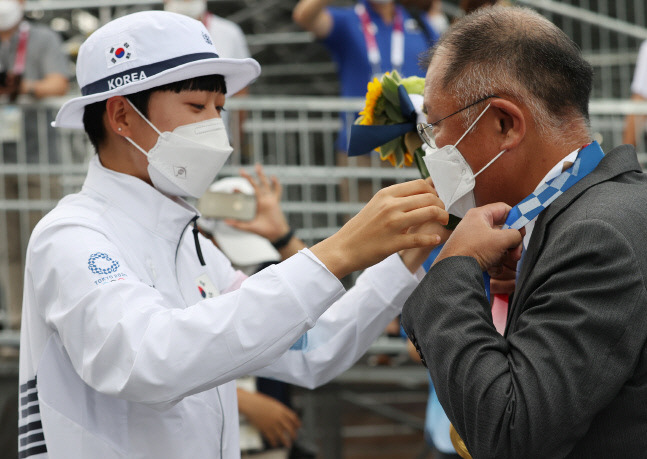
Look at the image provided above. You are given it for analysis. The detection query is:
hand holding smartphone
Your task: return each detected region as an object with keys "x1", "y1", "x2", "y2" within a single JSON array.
[{"x1": 198, "y1": 191, "x2": 257, "y2": 221}]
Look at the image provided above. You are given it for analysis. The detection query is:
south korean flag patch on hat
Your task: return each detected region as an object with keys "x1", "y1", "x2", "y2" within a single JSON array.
[{"x1": 106, "y1": 40, "x2": 136, "y2": 68}]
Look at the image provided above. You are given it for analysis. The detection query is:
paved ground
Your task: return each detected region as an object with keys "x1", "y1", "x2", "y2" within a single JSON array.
[{"x1": 293, "y1": 377, "x2": 434, "y2": 459}]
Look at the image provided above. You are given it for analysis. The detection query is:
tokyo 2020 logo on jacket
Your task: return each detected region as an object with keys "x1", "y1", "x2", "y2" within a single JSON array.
[{"x1": 88, "y1": 252, "x2": 120, "y2": 275}]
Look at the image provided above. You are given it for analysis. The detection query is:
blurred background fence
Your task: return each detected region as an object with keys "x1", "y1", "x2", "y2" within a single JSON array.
[
  {"x1": 2, "y1": 95, "x2": 647, "y2": 329},
  {"x1": 1, "y1": 1, "x2": 647, "y2": 458}
]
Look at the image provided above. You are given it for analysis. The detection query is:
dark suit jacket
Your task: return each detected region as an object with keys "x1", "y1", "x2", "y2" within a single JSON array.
[{"x1": 402, "y1": 144, "x2": 647, "y2": 459}]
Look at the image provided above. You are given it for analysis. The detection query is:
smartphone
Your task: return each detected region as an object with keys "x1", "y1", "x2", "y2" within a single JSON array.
[
  {"x1": 0, "y1": 71, "x2": 6, "y2": 87},
  {"x1": 198, "y1": 191, "x2": 256, "y2": 221}
]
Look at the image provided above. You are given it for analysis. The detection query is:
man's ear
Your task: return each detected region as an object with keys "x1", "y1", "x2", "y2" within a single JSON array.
[
  {"x1": 105, "y1": 96, "x2": 136, "y2": 138},
  {"x1": 490, "y1": 98, "x2": 526, "y2": 151}
]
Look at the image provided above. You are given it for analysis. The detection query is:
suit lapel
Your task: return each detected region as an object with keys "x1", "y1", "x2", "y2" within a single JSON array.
[{"x1": 505, "y1": 145, "x2": 641, "y2": 333}]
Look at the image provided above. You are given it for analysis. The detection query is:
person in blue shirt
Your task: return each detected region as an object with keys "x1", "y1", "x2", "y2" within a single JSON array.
[
  {"x1": 294, "y1": 0, "x2": 440, "y2": 154},
  {"x1": 294, "y1": 0, "x2": 442, "y2": 205}
]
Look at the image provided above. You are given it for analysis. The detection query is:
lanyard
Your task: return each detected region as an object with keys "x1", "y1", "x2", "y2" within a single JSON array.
[
  {"x1": 355, "y1": 2, "x2": 404, "y2": 78},
  {"x1": 502, "y1": 141, "x2": 605, "y2": 230},
  {"x1": 12, "y1": 21, "x2": 29, "y2": 75}
]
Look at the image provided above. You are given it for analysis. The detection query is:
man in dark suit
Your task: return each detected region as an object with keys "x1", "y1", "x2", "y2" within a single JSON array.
[{"x1": 402, "y1": 6, "x2": 647, "y2": 459}]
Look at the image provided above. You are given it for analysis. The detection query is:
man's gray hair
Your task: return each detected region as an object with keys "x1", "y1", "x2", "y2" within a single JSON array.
[{"x1": 428, "y1": 6, "x2": 593, "y2": 137}]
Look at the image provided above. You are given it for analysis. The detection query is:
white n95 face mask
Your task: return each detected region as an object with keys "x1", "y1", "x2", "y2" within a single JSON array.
[
  {"x1": 124, "y1": 99, "x2": 233, "y2": 198},
  {"x1": 0, "y1": 0, "x2": 23, "y2": 31},
  {"x1": 422, "y1": 103, "x2": 506, "y2": 218}
]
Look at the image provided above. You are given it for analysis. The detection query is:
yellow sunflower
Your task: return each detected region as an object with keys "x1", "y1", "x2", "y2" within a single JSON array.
[
  {"x1": 404, "y1": 152, "x2": 413, "y2": 167},
  {"x1": 359, "y1": 77, "x2": 383, "y2": 126},
  {"x1": 381, "y1": 149, "x2": 414, "y2": 168}
]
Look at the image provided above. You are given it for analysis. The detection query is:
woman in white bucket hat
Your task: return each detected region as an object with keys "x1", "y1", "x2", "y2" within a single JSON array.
[{"x1": 19, "y1": 10, "x2": 449, "y2": 458}]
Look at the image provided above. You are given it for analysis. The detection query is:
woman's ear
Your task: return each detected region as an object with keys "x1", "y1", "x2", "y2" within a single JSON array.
[
  {"x1": 490, "y1": 98, "x2": 526, "y2": 151},
  {"x1": 105, "y1": 96, "x2": 135, "y2": 138}
]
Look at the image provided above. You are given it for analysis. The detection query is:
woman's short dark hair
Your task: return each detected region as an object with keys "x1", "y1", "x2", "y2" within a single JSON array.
[{"x1": 82, "y1": 74, "x2": 227, "y2": 152}]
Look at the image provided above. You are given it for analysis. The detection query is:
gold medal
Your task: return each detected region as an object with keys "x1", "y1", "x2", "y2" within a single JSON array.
[{"x1": 450, "y1": 423, "x2": 473, "y2": 459}]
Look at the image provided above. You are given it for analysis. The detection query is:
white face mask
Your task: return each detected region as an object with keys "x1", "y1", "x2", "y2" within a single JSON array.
[
  {"x1": 124, "y1": 99, "x2": 233, "y2": 198},
  {"x1": 164, "y1": 0, "x2": 207, "y2": 20},
  {"x1": 422, "y1": 104, "x2": 506, "y2": 218},
  {"x1": 0, "y1": 0, "x2": 23, "y2": 31}
]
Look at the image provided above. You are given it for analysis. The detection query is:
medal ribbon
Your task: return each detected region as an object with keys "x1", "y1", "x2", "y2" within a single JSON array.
[
  {"x1": 490, "y1": 141, "x2": 604, "y2": 310},
  {"x1": 424, "y1": 142, "x2": 605, "y2": 329},
  {"x1": 502, "y1": 141, "x2": 605, "y2": 230}
]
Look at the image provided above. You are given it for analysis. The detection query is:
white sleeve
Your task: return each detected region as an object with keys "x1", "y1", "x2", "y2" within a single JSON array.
[
  {"x1": 28, "y1": 223, "x2": 344, "y2": 405},
  {"x1": 632, "y1": 40, "x2": 647, "y2": 98},
  {"x1": 253, "y1": 253, "x2": 424, "y2": 388}
]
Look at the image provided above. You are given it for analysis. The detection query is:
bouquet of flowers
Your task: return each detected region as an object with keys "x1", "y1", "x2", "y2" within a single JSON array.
[
  {"x1": 349, "y1": 70, "x2": 461, "y2": 229},
  {"x1": 349, "y1": 70, "x2": 429, "y2": 177}
]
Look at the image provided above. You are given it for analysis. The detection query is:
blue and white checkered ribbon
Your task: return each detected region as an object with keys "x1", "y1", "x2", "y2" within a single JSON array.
[
  {"x1": 502, "y1": 141, "x2": 605, "y2": 230},
  {"x1": 421, "y1": 142, "x2": 604, "y2": 304}
]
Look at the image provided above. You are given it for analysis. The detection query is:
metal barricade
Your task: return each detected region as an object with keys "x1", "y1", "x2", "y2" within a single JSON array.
[
  {"x1": 2, "y1": 95, "x2": 647, "y2": 329},
  {"x1": 0, "y1": 97, "x2": 92, "y2": 329}
]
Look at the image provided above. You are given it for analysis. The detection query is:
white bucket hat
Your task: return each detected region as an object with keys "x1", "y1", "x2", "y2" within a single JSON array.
[
  {"x1": 198, "y1": 177, "x2": 281, "y2": 268},
  {"x1": 54, "y1": 10, "x2": 261, "y2": 129}
]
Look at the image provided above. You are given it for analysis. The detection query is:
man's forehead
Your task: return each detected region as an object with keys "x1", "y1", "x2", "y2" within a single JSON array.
[
  {"x1": 424, "y1": 68, "x2": 438, "y2": 96},
  {"x1": 422, "y1": 57, "x2": 445, "y2": 113}
]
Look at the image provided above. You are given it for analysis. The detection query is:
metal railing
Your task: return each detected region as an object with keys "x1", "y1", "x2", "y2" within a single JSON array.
[
  {"x1": 20, "y1": 1, "x2": 647, "y2": 97},
  {"x1": 1, "y1": 95, "x2": 647, "y2": 328}
]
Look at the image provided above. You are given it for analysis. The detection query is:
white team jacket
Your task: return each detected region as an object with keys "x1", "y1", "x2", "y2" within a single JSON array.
[{"x1": 18, "y1": 156, "x2": 423, "y2": 458}]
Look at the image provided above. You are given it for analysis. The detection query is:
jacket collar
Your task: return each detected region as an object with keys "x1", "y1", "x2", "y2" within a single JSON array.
[
  {"x1": 507, "y1": 144, "x2": 641, "y2": 334},
  {"x1": 82, "y1": 155, "x2": 199, "y2": 242},
  {"x1": 527, "y1": 144, "x2": 640, "y2": 255}
]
